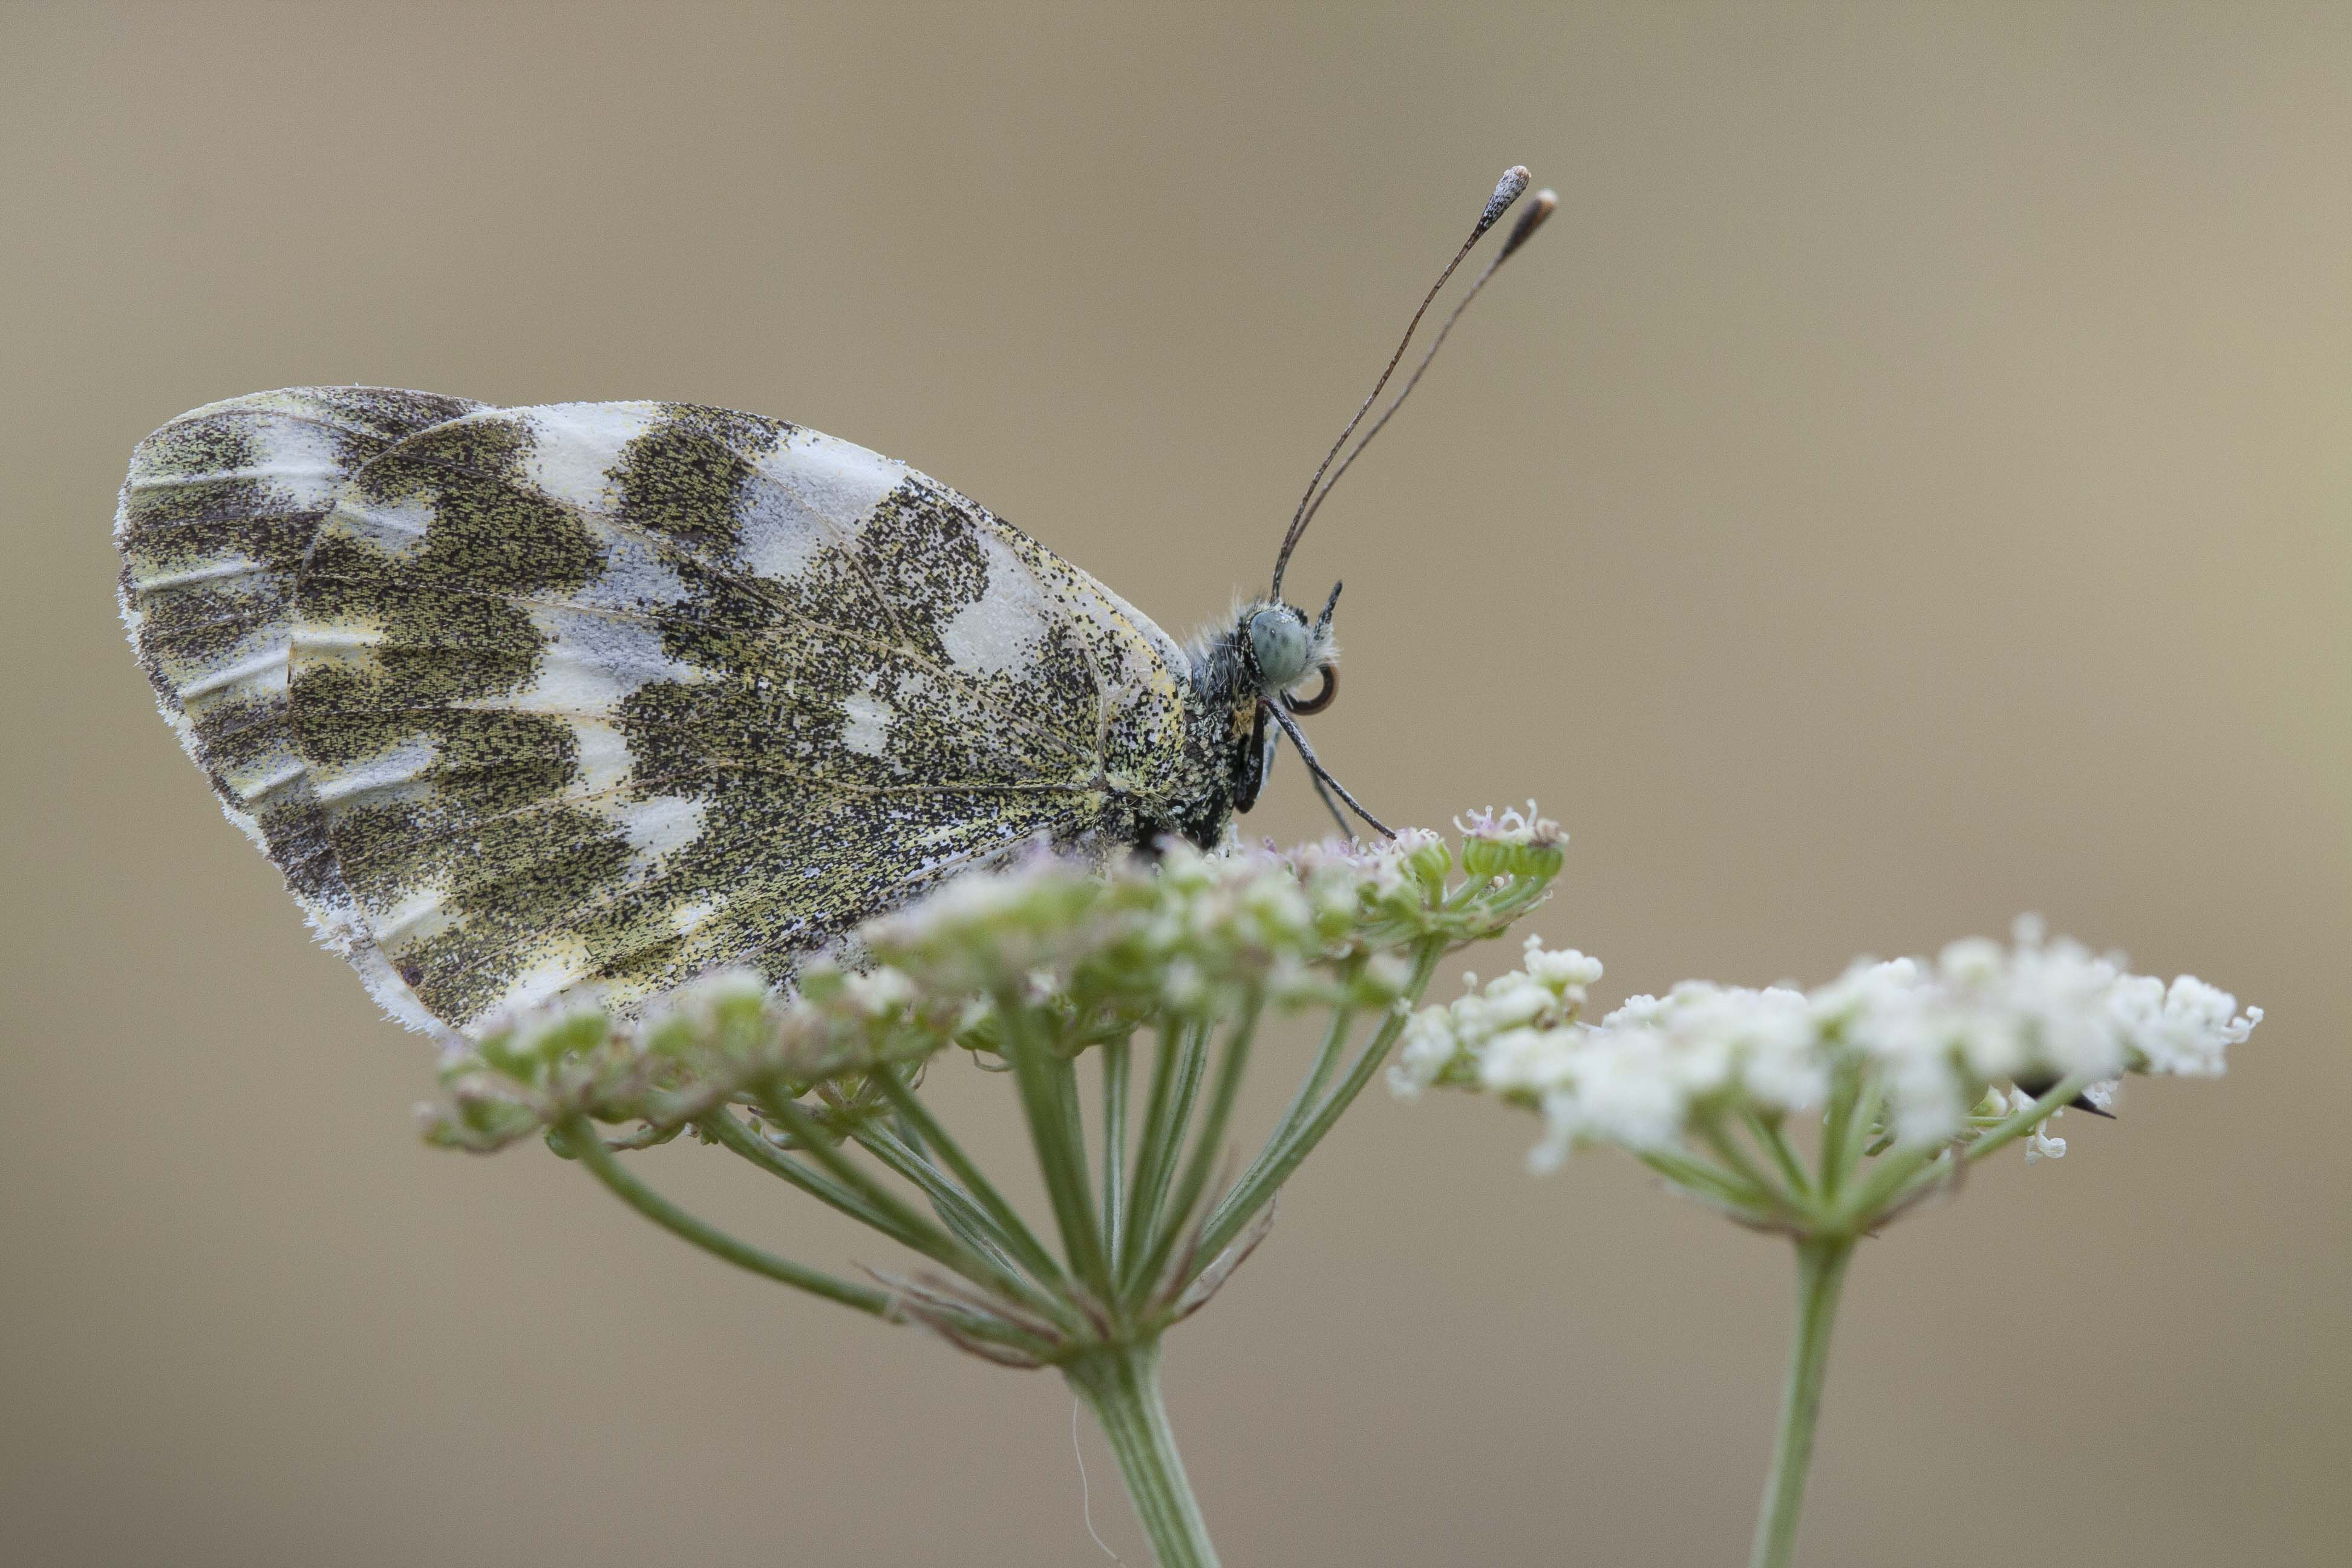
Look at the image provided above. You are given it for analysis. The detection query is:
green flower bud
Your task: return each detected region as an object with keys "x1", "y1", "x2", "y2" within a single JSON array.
[
  {"x1": 1457, "y1": 803, "x2": 1566, "y2": 883},
  {"x1": 479, "y1": 1008, "x2": 609, "y2": 1082},
  {"x1": 1402, "y1": 831, "x2": 1454, "y2": 894}
]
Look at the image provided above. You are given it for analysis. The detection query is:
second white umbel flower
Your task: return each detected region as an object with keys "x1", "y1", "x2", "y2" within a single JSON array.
[
  {"x1": 1399, "y1": 915, "x2": 2260, "y2": 1568},
  {"x1": 1400, "y1": 916, "x2": 2259, "y2": 1207}
]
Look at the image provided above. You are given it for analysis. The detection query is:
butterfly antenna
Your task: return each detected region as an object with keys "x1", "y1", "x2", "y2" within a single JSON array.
[
  {"x1": 1293, "y1": 188, "x2": 1557, "y2": 541},
  {"x1": 1313, "y1": 580, "x2": 1344, "y2": 639},
  {"x1": 1269, "y1": 703, "x2": 1393, "y2": 838},
  {"x1": 1270, "y1": 166, "x2": 1534, "y2": 599}
]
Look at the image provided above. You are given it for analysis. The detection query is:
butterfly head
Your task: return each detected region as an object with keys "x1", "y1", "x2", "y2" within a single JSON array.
[
  {"x1": 1203, "y1": 580, "x2": 1376, "y2": 837},
  {"x1": 1240, "y1": 581, "x2": 1341, "y2": 716}
]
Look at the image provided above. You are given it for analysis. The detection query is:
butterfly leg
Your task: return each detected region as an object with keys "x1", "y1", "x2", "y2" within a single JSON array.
[
  {"x1": 1269, "y1": 704, "x2": 1393, "y2": 840},
  {"x1": 1304, "y1": 757, "x2": 1357, "y2": 841}
]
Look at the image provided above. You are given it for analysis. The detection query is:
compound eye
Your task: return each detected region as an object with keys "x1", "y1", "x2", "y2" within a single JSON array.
[
  {"x1": 1284, "y1": 662, "x2": 1338, "y2": 715},
  {"x1": 1247, "y1": 609, "x2": 1313, "y2": 688}
]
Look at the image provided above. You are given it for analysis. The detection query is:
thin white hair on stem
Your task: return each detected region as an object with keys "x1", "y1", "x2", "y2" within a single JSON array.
[{"x1": 1074, "y1": 1396, "x2": 1128, "y2": 1565}]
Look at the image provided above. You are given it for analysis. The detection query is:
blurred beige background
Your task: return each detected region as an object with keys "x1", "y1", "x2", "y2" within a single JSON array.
[{"x1": 4, "y1": 4, "x2": 2346, "y2": 1564}]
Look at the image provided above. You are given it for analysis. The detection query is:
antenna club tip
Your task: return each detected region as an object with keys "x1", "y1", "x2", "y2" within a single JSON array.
[
  {"x1": 1478, "y1": 166, "x2": 1534, "y2": 232},
  {"x1": 1496, "y1": 188, "x2": 1560, "y2": 261}
]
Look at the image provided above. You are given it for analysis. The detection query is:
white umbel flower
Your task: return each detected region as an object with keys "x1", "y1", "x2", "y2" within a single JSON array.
[
  {"x1": 1388, "y1": 937, "x2": 1604, "y2": 1100},
  {"x1": 1398, "y1": 920, "x2": 2259, "y2": 1171}
]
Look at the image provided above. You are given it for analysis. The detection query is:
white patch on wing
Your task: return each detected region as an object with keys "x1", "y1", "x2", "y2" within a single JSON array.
[
  {"x1": 310, "y1": 735, "x2": 440, "y2": 804},
  {"x1": 571, "y1": 719, "x2": 635, "y2": 795},
  {"x1": 128, "y1": 556, "x2": 267, "y2": 592},
  {"x1": 577, "y1": 522, "x2": 693, "y2": 610},
  {"x1": 244, "y1": 410, "x2": 351, "y2": 511},
  {"x1": 619, "y1": 794, "x2": 706, "y2": 860},
  {"x1": 176, "y1": 647, "x2": 288, "y2": 702},
  {"x1": 670, "y1": 898, "x2": 719, "y2": 935},
  {"x1": 737, "y1": 474, "x2": 834, "y2": 581},
  {"x1": 940, "y1": 531, "x2": 1050, "y2": 676},
  {"x1": 493, "y1": 606, "x2": 701, "y2": 716},
  {"x1": 498, "y1": 943, "x2": 596, "y2": 1012},
  {"x1": 234, "y1": 760, "x2": 308, "y2": 803},
  {"x1": 373, "y1": 877, "x2": 458, "y2": 945},
  {"x1": 780, "y1": 428, "x2": 906, "y2": 519},
  {"x1": 739, "y1": 428, "x2": 908, "y2": 583},
  {"x1": 169, "y1": 641, "x2": 292, "y2": 722},
  {"x1": 520, "y1": 403, "x2": 662, "y2": 514},
  {"x1": 295, "y1": 626, "x2": 385, "y2": 650},
  {"x1": 333, "y1": 491, "x2": 437, "y2": 558},
  {"x1": 841, "y1": 687, "x2": 893, "y2": 756}
]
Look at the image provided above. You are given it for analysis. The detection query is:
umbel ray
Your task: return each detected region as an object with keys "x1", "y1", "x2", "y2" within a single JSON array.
[{"x1": 115, "y1": 165, "x2": 1557, "y2": 1042}]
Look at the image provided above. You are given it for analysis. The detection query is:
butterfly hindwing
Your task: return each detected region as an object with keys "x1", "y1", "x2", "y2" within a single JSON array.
[
  {"x1": 115, "y1": 387, "x2": 489, "y2": 1037},
  {"x1": 280, "y1": 399, "x2": 1218, "y2": 1033}
]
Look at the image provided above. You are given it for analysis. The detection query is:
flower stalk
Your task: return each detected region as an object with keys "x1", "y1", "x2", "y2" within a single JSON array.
[
  {"x1": 560, "y1": 1113, "x2": 896, "y2": 1317},
  {"x1": 1750, "y1": 1236, "x2": 1854, "y2": 1568},
  {"x1": 1065, "y1": 1342, "x2": 1221, "y2": 1568}
]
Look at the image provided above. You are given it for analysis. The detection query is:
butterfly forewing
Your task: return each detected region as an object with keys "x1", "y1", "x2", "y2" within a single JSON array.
[{"x1": 126, "y1": 393, "x2": 1216, "y2": 1035}]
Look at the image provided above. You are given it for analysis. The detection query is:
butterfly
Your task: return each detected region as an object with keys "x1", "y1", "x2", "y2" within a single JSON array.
[{"x1": 116, "y1": 169, "x2": 1552, "y2": 1043}]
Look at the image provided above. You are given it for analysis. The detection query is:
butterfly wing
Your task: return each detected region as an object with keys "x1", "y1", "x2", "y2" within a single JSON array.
[
  {"x1": 116, "y1": 387, "x2": 488, "y2": 1037},
  {"x1": 279, "y1": 399, "x2": 1214, "y2": 1034}
]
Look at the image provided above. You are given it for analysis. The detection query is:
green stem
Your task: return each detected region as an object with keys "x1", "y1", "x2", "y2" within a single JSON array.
[
  {"x1": 1123, "y1": 1023, "x2": 1208, "y2": 1288},
  {"x1": 752, "y1": 1088, "x2": 1070, "y2": 1329},
  {"x1": 1121, "y1": 1024, "x2": 1186, "y2": 1278},
  {"x1": 1824, "y1": 1071, "x2": 1882, "y2": 1201},
  {"x1": 1748, "y1": 1237, "x2": 1855, "y2": 1568},
  {"x1": 1196, "y1": 938, "x2": 1442, "y2": 1261},
  {"x1": 998, "y1": 999, "x2": 1114, "y2": 1298},
  {"x1": 1286, "y1": 1004, "x2": 1356, "y2": 1116},
  {"x1": 1831, "y1": 1140, "x2": 1939, "y2": 1230},
  {"x1": 698, "y1": 1111, "x2": 912, "y2": 1243},
  {"x1": 1065, "y1": 1341, "x2": 1220, "y2": 1568},
  {"x1": 872, "y1": 1070, "x2": 1069, "y2": 1290},
  {"x1": 1221, "y1": 999, "x2": 1357, "y2": 1215},
  {"x1": 1125, "y1": 995, "x2": 1261, "y2": 1298},
  {"x1": 1817, "y1": 1073, "x2": 1855, "y2": 1202},
  {"x1": 560, "y1": 1119, "x2": 894, "y2": 1318},
  {"x1": 1636, "y1": 1148, "x2": 1781, "y2": 1218},
  {"x1": 849, "y1": 1123, "x2": 1030, "y2": 1282},
  {"x1": 1101, "y1": 1037, "x2": 1130, "y2": 1267},
  {"x1": 1747, "y1": 1111, "x2": 1813, "y2": 1200},
  {"x1": 1697, "y1": 1116, "x2": 1799, "y2": 1218}
]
